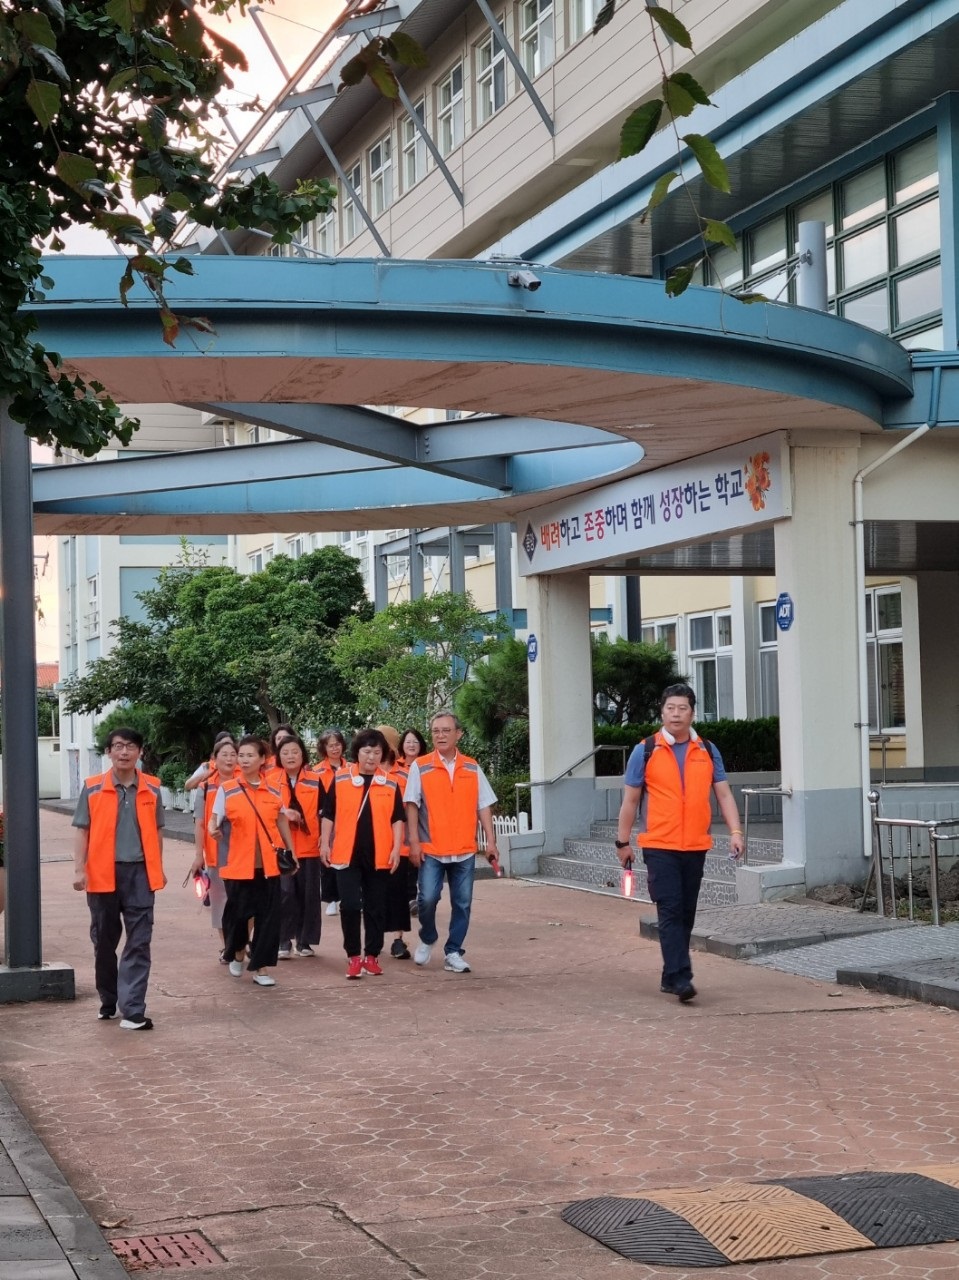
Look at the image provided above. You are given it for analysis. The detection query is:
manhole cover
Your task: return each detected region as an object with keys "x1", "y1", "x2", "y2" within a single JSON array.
[{"x1": 110, "y1": 1233, "x2": 223, "y2": 1270}]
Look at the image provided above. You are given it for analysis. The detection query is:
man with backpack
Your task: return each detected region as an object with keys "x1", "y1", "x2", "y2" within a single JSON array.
[{"x1": 615, "y1": 684, "x2": 744, "y2": 1003}]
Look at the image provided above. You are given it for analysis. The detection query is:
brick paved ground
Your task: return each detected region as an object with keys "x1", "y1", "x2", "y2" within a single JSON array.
[{"x1": 3, "y1": 810, "x2": 959, "y2": 1280}]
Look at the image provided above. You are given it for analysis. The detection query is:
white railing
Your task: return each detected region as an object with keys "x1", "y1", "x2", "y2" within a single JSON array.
[{"x1": 476, "y1": 812, "x2": 529, "y2": 850}]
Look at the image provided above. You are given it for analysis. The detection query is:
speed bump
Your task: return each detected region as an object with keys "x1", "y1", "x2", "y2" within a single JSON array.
[{"x1": 562, "y1": 1168, "x2": 959, "y2": 1266}]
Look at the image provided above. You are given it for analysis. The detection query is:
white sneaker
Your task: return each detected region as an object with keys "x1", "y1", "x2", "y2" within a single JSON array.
[
  {"x1": 413, "y1": 942, "x2": 432, "y2": 966},
  {"x1": 444, "y1": 951, "x2": 471, "y2": 973},
  {"x1": 325, "y1": 902, "x2": 339, "y2": 916},
  {"x1": 228, "y1": 960, "x2": 243, "y2": 977},
  {"x1": 278, "y1": 947, "x2": 292, "y2": 960},
  {"x1": 251, "y1": 972, "x2": 276, "y2": 987}
]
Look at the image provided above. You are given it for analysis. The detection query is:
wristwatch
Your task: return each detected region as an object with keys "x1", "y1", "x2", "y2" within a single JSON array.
[{"x1": 614, "y1": 839, "x2": 630, "y2": 849}]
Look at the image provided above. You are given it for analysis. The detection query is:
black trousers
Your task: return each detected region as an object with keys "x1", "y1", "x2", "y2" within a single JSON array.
[
  {"x1": 336, "y1": 863, "x2": 390, "y2": 958},
  {"x1": 222, "y1": 871, "x2": 281, "y2": 970},
  {"x1": 279, "y1": 857, "x2": 323, "y2": 950}
]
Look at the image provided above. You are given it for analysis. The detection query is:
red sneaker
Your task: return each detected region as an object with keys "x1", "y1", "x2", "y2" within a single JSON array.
[
  {"x1": 362, "y1": 955, "x2": 384, "y2": 976},
  {"x1": 346, "y1": 956, "x2": 364, "y2": 980}
]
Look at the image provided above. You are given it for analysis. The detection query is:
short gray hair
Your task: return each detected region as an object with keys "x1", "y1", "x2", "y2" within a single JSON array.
[{"x1": 430, "y1": 710, "x2": 462, "y2": 730}]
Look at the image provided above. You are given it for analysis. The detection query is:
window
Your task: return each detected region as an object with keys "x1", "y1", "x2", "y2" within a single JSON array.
[
  {"x1": 688, "y1": 610, "x2": 733, "y2": 721},
  {"x1": 85, "y1": 575, "x2": 100, "y2": 639},
  {"x1": 341, "y1": 160, "x2": 362, "y2": 243},
  {"x1": 315, "y1": 207, "x2": 336, "y2": 256},
  {"x1": 368, "y1": 133, "x2": 393, "y2": 216},
  {"x1": 757, "y1": 603, "x2": 779, "y2": 718},
  {"x1": 476, "y1": 28, "x2": 507, "y2": 122},
  {"x1": 640, "y1": 618, "x2": 677, "y2": 652},
  {"x1": 402, "y1": 98, "x2": 428, "y2": 190},
  {"x1": 520, "y1": 0, "x2": 553, "y2": 76},
  {"x1": 865, "y1": 586, "x2": 905, "y2": 732},
  {"x1": 569, "y1": 0, "x2": 600, "y2": 41},
  {"x1": 691, "y1": 133, "x2": 942, "y2": 348},
  {"x1": 437, "y1": 63, "x2": 464, "y2": 156},
  {"x1": 248, "y1": 550, "x2": 264, "y2": 574},
  {"x1": 286, "y1": 536, "x2": 306, "y2": 560}
]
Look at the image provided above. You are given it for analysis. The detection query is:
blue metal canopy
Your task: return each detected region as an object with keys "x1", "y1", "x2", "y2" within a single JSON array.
[{"x1": 30, "y1": 256, "x2": 914, "y2": 533}]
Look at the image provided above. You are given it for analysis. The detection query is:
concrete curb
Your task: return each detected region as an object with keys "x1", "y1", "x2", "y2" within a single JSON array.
[{"x1": 0, "y1": 1082, "x2": 128, "y2": 1279}]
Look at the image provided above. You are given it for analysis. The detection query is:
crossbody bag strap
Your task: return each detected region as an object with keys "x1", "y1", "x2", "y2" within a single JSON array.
[{"x1": 239, "y1": 784, "x2": 276, "y2": 859}]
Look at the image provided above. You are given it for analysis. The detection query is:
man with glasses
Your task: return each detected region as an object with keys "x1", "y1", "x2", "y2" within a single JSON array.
[
  {"x1": 72, "y1": 728, "x2": 166, "y2": 1029},
  {"x1": 405, "y1": 712, "x2": 499, "y2": 973}
]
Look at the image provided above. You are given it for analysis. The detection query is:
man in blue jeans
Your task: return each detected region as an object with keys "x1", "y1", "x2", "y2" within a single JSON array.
[
  {"x1": 404, "y1": 712, "x2": 499, "y2": 973},
  {"x1": 615, "y1": 684, "x2": 744, "y2": 1002}
]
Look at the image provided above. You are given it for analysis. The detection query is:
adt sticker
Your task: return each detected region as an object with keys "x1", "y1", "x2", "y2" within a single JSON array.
[
  {"x1": 527, "y1": 633, "x2": 538, "y2": 663},
  {"x1": 775, "y1": 592, "x2": 795, "y2": 632}
]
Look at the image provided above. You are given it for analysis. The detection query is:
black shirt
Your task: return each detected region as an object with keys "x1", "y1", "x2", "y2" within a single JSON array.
[{"x1": 322, "y1": 773, "x2": 405, "y2": 868}]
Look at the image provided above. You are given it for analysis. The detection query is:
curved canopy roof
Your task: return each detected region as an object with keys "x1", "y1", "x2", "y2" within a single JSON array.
[{"x1": 31, "y1": 256, "x2": 913, "y2": 535}]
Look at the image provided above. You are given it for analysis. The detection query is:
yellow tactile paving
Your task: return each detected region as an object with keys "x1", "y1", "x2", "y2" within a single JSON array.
[
  {"x1": 909, "y1": 1165, "x2": 959, "y2": 1191},
  {"x1": 647, "y1": 1180, "x2": 874, "y2": 1263}
]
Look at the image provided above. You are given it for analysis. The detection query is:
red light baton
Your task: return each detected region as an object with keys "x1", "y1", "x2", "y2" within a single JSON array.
[{"x1": 620, "y1": 857, "x2": 634, "y2": 898}]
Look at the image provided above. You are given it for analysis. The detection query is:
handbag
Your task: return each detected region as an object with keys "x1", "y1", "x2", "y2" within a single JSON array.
[{"x1": 239, "y1": 785, "x2": 298, "y2": 876}]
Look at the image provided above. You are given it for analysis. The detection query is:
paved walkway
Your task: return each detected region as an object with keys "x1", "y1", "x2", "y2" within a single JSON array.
[{"x1": 4, "y1": 810, "x2": 959, "y2": 1279}]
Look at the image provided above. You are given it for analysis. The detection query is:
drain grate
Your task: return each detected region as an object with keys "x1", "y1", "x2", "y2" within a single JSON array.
[{"x1": 109, "y1": 1233, "x2": 223, "y2": 1270}]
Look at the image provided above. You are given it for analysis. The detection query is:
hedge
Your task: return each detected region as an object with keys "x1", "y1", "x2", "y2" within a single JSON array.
[{"x1": 594, "y1": 718, "x2": 780, "y2": 775}]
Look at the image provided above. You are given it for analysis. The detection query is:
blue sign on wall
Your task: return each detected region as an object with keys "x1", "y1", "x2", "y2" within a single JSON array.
[
  {"x1": 527, "y1": 633, "x2": 539, "y2": 662},
  {"x1": 776, "y1": 592, "x2": 795, "y2": 632}
]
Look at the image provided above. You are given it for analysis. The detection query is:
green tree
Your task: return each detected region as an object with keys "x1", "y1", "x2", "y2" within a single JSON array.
[
  {"x1": 1, "y1": 0, "x2": 336, "y2": 455},
  {"x1": 62, "y1": 545, "x2": 370, "y2": 768},
  {"x1": 332, "y1": 592, "x2": 507, "y2": 729},
  {"x1": 455, "y1": 636, "x2": 530, "y2": 770},
  {"x1": 591, "y1": 636, "x2": 686, "y2": 725}
]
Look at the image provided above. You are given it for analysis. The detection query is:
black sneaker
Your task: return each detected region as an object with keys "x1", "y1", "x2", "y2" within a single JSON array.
[
  {"x1": 119, "y1": 1016, "x2": 154, "y2": 1031},
  {"x1": 97, "y1": 1005, "x2": 116, "y2": 1020},
  {"x1": 390, "y1": 939, "x2": 411, "y2": 960},
  {"x1": 659, "y1": 982, "x2": 675, "y2": 995},
  {"x1": 676, "y1": 984, "x2": 697, "y2": 1003}
]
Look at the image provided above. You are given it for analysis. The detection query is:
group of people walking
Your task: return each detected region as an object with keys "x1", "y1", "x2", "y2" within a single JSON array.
[{"x1": 72, "y1": 712, "x2": 501, "y2": 1028}]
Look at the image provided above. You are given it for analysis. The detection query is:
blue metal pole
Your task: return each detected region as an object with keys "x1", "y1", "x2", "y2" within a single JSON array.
[{"x1": 0, "y1": 402, "x2": 42, "y2": 968}]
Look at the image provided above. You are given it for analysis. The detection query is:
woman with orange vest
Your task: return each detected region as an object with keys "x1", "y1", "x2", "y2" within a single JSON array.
[
  {"x1": 274, "y1": 733, "x2": 325, "y2": 959},
  {"x1": 377, "y1": 725, "x2": 415, "y2": 961},
  {"x1": 316, "y1": 728, "x2": 347, "y2": 916},
  {"x1": 320, "y1": 728, "x2": 405, "y2": 980},
  {"x1": 188, "y1": 735, "x2": 238, "y2": 959},
  {"x1": 209, "y1": 735, "x2": 294, "y2": 987}
]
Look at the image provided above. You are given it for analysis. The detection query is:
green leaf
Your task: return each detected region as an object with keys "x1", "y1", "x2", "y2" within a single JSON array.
[
  {"x1": 119, "y1": 262, "x2": 136, "y2": 306},
  {"x1": 647, "y1": 5, "x2": 693, "y2": 49},
  {"x1": 368, "y1": 58, "x2": 398, "y2": 98},
  {"x1": 106, "y1": 66, "x2": 139, "y2": 94},
  {"x1": 642, "y1": 169, "x2": 678, "y2": 220},
  {"x1": 160, "y1": 310, "x2": 180, "y2": 346},
  {"x1": 105, "y1": 0, "x2": 138, "y2": 34},
  {"x1": 170, "y1": 258, "x2": 195, "y2": 276},
  {"x1": 37, "y1": 0, "x2": 65, "y2": 26},
  {"x1": 385, "y1": 32, "x2": 429, "y2": 67},
  {"x1": 593, "y1": 0, "x2": 616, "y2": 33},
  {"x1": 736, "y1": 291, "x2": 768, "y2": 304},
  {"x1": 55, "y1": 152, "x2": 97, "y2": 193},
  {"x1": 25, "y1": 79, "x2": 60, "y2": 128},
  {"x1": 619, "y1": 99, "x2": 663, "y2": 158},
  {"x1": 339, "y1": 51, "x2": 366, "y2": 87},
  {"x1": 131, "y1": 174, "x2": 159, "y2": 202},
  {"x1": 29, "y1": 43, "x2": 68, "y2": 82},
  {"x1": 164, "y1": 191, "x2": 192, "y2": 212},
  {"x1": 14, "y1": 9, "x2": 57, "y2": 49},
  {"x1": 663, "y1": 74, "x2": 696, "y2": 118},
  {"x1": 153, "y1": 205, "x2": 177, "y2": 240},
  {"x1": 703, "y1": 218, "x2": 737, "y2": 249},
  {"x1": 92, "y1": 211, "x2": 145, "y2": 234},
  {"x1": 681, "y1": 132, "x2": 730, "y2": 192},
  {"x1": 664, "y1": 264, "x2": 697, "y2": 297},
  {"x1": 668, "y1": 71, "x2": 711, "y2": 108}
]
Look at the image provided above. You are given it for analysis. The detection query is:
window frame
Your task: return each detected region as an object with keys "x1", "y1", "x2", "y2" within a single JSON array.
[
  {"x1": 520, "y1": 0, "x2": 554, "y2": 77},
  {"x1": 476, "y1": 25, "x2": 508, "y2": 123},
  {"x1": 688, "y1": 609, "x2": 734, "y2": 722},
  {"x1": 401, "y1": 97, "x2": 429, "y2": 191},
  {"x1": 436, "y1": 62, "x2": 464, "y2": 157},
  {"x1": 341, "y1": 160, "x2": 363, "y2": 243},
  {"x1": 368, "y1": 131, "x2": 393, "y2": 217}
]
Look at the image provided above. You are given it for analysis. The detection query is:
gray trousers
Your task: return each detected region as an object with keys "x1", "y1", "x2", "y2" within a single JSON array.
[{"x1": 87, "y1": 861, "x2": 155, "y2": 1019}]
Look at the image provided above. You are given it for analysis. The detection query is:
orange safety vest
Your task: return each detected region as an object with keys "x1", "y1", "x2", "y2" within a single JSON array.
[
  {"x1": 219, "y1": 779, "x2": 284, "y2": 879},
  {"x1": 329, "y1": 766, "x2": 400, "y2": 870},
  {"x1": 413, "y1": 751, "x2": 481, "y2": 858},
  {"x1": 638, "y1": 732, "x2": 715, "y2": 853},
  {"x1": 389, "y1": 761, "x2": 410, "y2": 856},
  {"x1": 83, "y1": 770, "x2": 165, "y2": 893},
  {"x1": 278, "y1": 767, "x2": 324, "y2": 859},
  {"x1": 199, "y1": 766, "x2": 238, "y2": 867}
]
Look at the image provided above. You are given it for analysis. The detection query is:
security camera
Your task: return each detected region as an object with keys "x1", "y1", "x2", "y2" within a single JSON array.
[{"x1": 507, "y1": 268, "x2": 542, "y2": 292}]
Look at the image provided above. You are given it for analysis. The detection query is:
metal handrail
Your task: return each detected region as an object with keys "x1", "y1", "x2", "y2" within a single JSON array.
[
  {"x1": 869, "y1": 733, "x2": 891, "y2": 785},
  {"x1": 514, "y1": 743, "x2": 630, "y2": 804},
  {"x1": 740, "y1": 785, "x2": 792, "y2": 867},
  {"x1": 866, "y1": 789, "x2": 959, "y2": 925}
]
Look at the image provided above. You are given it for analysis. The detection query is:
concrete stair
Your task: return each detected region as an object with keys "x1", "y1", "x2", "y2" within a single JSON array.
[{"x1": 534, "y1": 820, "x2": 784, "y2": 906}]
